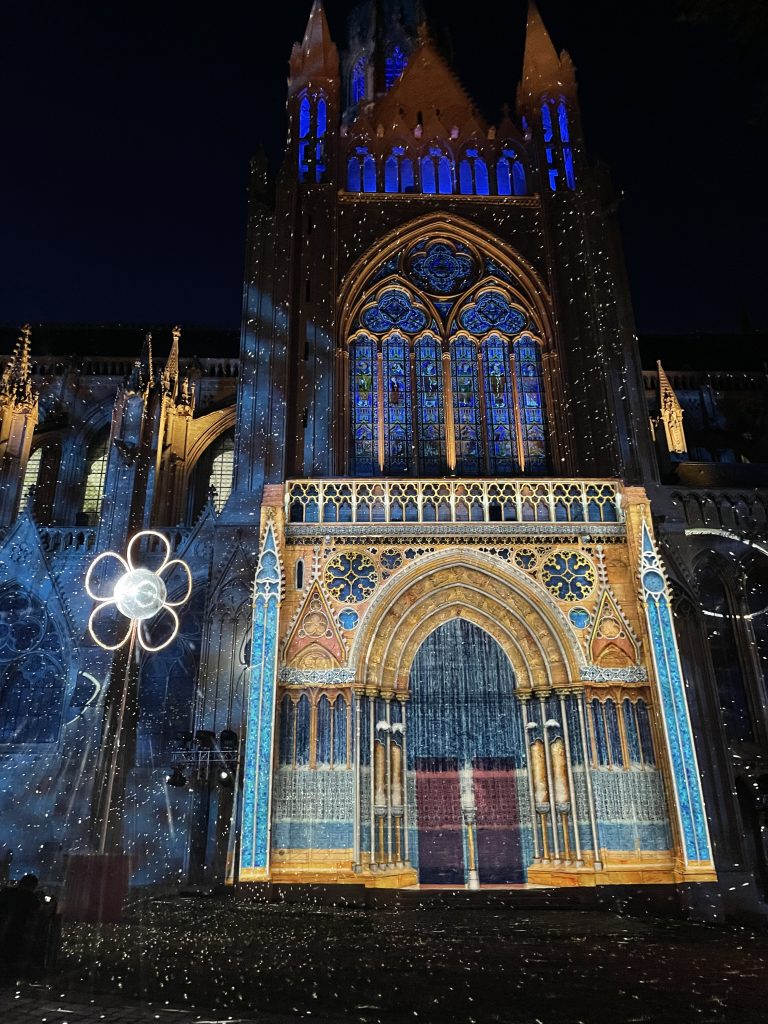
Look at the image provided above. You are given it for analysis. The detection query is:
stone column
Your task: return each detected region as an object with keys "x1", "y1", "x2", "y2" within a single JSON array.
[
  {"x1": 539, "y1": 694, "x2": 561, "y2": 863},
  {"x1": 559, "y1": 692, "x2": 583, "y2": 866}
]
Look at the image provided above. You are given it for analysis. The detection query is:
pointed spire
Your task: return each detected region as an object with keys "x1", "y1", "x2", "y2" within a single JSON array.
[
  {"x1": 126, "y1": 331, "x2": 155, "y2": 393},
  {"x1": 521, "y1": 1, "x2": 563, "y2": 103},
  {"x1": 657, "y1": 361, "x2": 687, "y2": 455},
  {"x1": 289, "y1": 0, "x2": 339, "y2": 94},
  {"x1": 162, "y1": 325, "x2": 180, "y2": 396},
  {"x1": 1, "y1": 324, "x2": 36, "y2": 408}
]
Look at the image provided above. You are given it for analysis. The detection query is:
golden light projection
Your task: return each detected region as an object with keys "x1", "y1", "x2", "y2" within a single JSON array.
[{"x1": 85, "y1": 530, "x2": 192, "y2": 651}]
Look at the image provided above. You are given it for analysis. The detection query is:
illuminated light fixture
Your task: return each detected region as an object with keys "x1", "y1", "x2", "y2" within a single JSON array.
[{"x1": 85, "y1": 530, "x2": 192, "y2": 651}]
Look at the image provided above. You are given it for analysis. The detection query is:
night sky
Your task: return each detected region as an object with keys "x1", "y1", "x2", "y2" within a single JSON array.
[{"x1": 2, "y1": 0, "x2": 766, "y2": 339}]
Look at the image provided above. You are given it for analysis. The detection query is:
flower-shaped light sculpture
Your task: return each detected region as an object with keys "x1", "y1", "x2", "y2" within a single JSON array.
[{"x1": 85, "y1": 530, "x2": 192, "y2": 652}]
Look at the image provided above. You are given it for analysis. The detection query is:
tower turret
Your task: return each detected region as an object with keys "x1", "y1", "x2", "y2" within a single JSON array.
[
  {"x1": 288, "y1": 0, "x2": 340, "y2": 185},
  {"x1": 0, "y1": 324, "x2": 39, "y2": 525}
]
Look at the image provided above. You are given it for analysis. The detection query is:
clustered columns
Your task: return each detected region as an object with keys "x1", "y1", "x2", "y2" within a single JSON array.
[
  {"x1": 352, "y1": 689, "x2": 410, "y2": 874},
  {"x1": 519, "y1": 688, "x2": 601, "y2": 872}
]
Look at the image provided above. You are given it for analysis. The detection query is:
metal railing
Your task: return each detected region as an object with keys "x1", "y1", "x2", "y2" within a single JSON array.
[{"x1": 286, "y1": 478, "x2": 623, "y2": 527}]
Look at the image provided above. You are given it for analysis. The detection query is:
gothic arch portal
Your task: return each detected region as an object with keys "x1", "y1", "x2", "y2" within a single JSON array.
[{"x1": 350, "y1": 548, "x2": 583, "y2": 693}]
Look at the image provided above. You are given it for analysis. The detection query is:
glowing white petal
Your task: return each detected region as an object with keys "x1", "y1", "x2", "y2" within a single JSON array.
[
  {"x1": 138, "y1": 606, "x2": 179, "y2": 652},
  {"x1": 88, "y1": 601, "x2": 133, "y2": 651},
  {"x1": 126, "y1": 529, "x2": 171, "y2": 574},
  {"x1": 159, "y1": 559, "x2": 193, "y2": 608},
  {"x1": 84, "y1": 551, "x2": 129, "y2": 602}
]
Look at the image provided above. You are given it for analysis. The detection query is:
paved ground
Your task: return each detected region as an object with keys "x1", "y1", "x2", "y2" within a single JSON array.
[{"x1": 1, "y1": 893, "x2": 767, "y2": 1023}]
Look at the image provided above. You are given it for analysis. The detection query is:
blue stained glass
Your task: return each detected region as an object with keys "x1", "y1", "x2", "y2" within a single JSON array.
[
  {"x1": 459, "y1": 160, "x2": 473, "y2": 194},
  {"x1": 557, "y1": 101, "x2": 570, "y2": 143},
  {"x1": 333, "y1": 695, "x2": 347, "y2": 765},
  {"x1": 564, "y1": 147, "x2": 575, "y2": 190},
  {"x1": 299, "y1": 96, "x2": 310, "y2": 139},
  {"x1": 548, "y1": 169, "x2": 558, "y2": 191},
  {"x1": 385, "y1": 155, "x2": 398, "y2": 192},
  {"x1": 383, "y1": 334, "x2": 413, "y2": 473},
  {"x1": 513, "y1": 161, "x2": 526, "y2": 195},
  {"x1": 338, "y1": 608, "x2": 359, "y2": 630},
  {"x1": 361, "y1": 288, "x2": 428, "y2": 334},
  {"x1": 451, "y1": 337, "x2": 482, "y2": 474},
  {"x1": 296, "y1": 695, "x2": 310, "y2": 765},
  {"x1": 591, "y1": 699, "x2": 609, "y2": 766},
  {"x1": 569, "y1": 607, "x2": 590, "y2": 629},
  {"x1": 542, "y1": 102, "x2": 554, "y2": 143},
  {"x1": 623, "y1": 699, "x2": 642, "y2": 765},
  {"x1": 415, "y1": 335, "x2": 445, "y2": 474},
  {"x1": 279, "y1": 695, "x2": 293, "y2": 765},
  {"x1": 409, "y1": 241, "x2": 475, "y2": 296},
  {"x1": 401, "y1": 158, "x2": 414, "y2": 191},
  {"x1": 385, "y1": 45, "x2": 407, "y2": 89},
  {"x1": 350, "y1": 335, "x2": 378, "y2": 474},
  {"x1": 317, "y1": 97, "x2": 327, "y2": 137},
  {"x1": 482, "y1": 334, "x2": 518, "y2": 474},
  {"x1": 347, "y1": 156, "x2": 362, "y2": 192},
  {"x1": 514, "y1": 336, "x2": 548, "y2": 472},
  {"x1": 497, "y1": 158, "x2": 512, "y2": 196},
  {"x1": 363, "y1": 154, "x2": 377, "y2": 192},
  {"x1": 459, "y1": 289, "x2": 527, "y2": 335},
  {"x1": 421, "y1": 156, "x2": 436, "y2": 193},
  {"x1": 475, "y1": 157, "x2": 489, "y2": 195},
  {"x1": 636, "y1": 699, "x2": 655, "y2": 765},
  {"x1": 438, "y1": 156, "x2": 453, "y2": 194},
  {"x1": 316, "y1": 695, "x2": 331, "y2": 765},
  {"x1": 352, "y1": 57, "x2": 366, "y2": 103},
  {"x1": 605, "y1": 699, "x2": 624, "y2": 767}
]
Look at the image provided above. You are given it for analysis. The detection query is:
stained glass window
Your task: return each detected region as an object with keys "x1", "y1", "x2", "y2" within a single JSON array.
[
  {"x1": 408, "y1": 241, "x2": 475, "y2": 295},
  {"x1": 352, "y1": 57, "x2": 366, "y2": 103},
  {"x1": 635, "y1": 699, "x2": 656, "y2": 765},
  {"x1": 298, "y1": 92, "x2": 327, "y2": 183},
  {"x1": 497, "y1": 147, "x2": 527, "y2": 196},
  {"x1": 350, "y1": 335, "x2": 378, "y2": 474},
  {"x1": 333, "y1": 695, "x2": 347, "y2": 766},
  {"x1": 513, "y1": 335, "x2": 548, "y2": 472},
  {"x1": 415, "y1": 335, "x2": 445, "y2": 474},
  {"x1": 383, "y1": 334, "x2": 412, "y2": 474},
  {"x1": 557, "y1": 101, "x2": 570, "y2": 143},
  {"x1": 450, "y1": 337, "x2": 482, "y2": 474},
  {"x1": 591, "y1": 698, "x2": 609, "y2": 766},
  {"x1": 420, "y1": 148, "x2": 453, "y2": 195},
  {"x1": 299, "y1": 96, "x2": 310, "y2": 139},
  {"x1": 81, "y1": 430, "x2": 109, "y2": 522},
  {"x1": 421, "y1": 155, "x2": 436, "y2": 194},
  {"x1": 209, "y1": 432, "x2": 234, "y2": 513},
  {"x1": 19, "y1": 448, "x2": 42, "y2": 512},
  {"x1": 279, "y1": 695, "x2": 294, "y2": 766},
  {"x1": 384, "y1": 147, "x2": 414, "y2": 193},
  {"x1": 316, "y1": 694, "x2": 331, "y2": 765},
  {"x1": 347, "y1": 156, "x2": 362, "y2": 192},
  {"x1": 295, "y1": 695, "x2": 311, "y2": 766},
  {"x1": 604, "y1": 699, "x2": 624, "y2": 767},
  {"x1": 459, "y1": 289, "x2": 527, "y2": 335},
  {"x1": 385, "y1": 46, "x2": 407, "y2": 89},
  {"x1": 623, "y1": 699, "x2": 642, "y2": 765},
  {"x1": 542, "y1": 102, "x2": 554, "y2": 143},
  {"x1": 363, "y1": 153, "x2": 377, "y2": 192},
  {"x1": 482, "y1": 335, "x2": 518, "y2": 474}
]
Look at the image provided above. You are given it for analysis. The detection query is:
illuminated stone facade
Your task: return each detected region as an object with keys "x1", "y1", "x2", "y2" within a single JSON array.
[{"x1": 1, "y1": 1, "x2": 766, "y2": 918}]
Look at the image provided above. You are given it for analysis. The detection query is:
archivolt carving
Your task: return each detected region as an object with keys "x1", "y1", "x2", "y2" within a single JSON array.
[{"x1": 351, "y1": 549, "x2": 583, "y2": 693}]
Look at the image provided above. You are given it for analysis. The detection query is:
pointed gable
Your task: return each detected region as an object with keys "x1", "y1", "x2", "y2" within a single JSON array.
[
  {"x1": 284, "y1": 579, "x2": 345, "y2": 669},
  {"x1": 290, "y1": 0, "x2": 339, "y2": 94}
]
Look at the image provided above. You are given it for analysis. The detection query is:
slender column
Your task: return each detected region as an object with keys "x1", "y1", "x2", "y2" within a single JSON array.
[
  {"x1": 377, "y1": 345, "x2": 385, "y2": 472},
  {"x1": 352, "y1": 692, "x2": 362, "y2": 870},
  {"x1": 442, "y1": 350, "x2": 457, "y2": 471},
  {"x1": 399, "y1": 697, "x2": 410, "y2": 864},
  {"x1": 559, "y1": 692, "x2": 583, "y2": 867},
  {"x1": 539, "y1": 694, "x2": 561, "y2": 863},
  {"x1": 519, "y1": 697, "x2": 541, "y2": 863},
  {"x1": 369, "y1": 695, "x2": 376, "y2": 869},
  {"x1": 576, "y1": 691, "x2": 602, "y2": 870},
  {"x1": 459, "y1": 763, "x2": 480, "y2": 890},
  {"x1": 385, "y1": 696, "x2": 393, "y2": 864}
]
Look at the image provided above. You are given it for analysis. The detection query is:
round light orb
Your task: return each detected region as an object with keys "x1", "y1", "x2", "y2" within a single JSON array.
[{"x1": 113, "y1": 568, "x2": 167, "y2": 620}]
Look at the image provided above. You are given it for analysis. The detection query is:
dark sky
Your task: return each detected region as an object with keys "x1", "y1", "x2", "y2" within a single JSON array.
[{"x1": 2, "y1": 0, "x2": 766, "y2": 338}]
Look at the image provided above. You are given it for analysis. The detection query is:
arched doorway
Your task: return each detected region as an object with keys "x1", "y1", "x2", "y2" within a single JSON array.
[{"x1": 408, "y1": 618, "x2": 528, "y2": 885}]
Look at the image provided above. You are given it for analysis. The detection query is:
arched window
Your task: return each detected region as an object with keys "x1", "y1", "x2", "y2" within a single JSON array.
[
  {"x1": 188, "y1": 428, "x2": 235, "y2": 523},
  {"x1": 384, "y1": 147, "x2": 415, "y2": 193},
  {"x1": 591, "y1": 698, "x2": 609, "y2": 766},
  {"x1": 295, "y1": 694, "x2": 311, "y2": 765},
  {"x1": 450, "y1": 336, "x2": 482, "y2": 474},
  {"x1": 295, "y1": 558, "x2": 304, "y2": 591},
  {"x1": 333, "y1": 695, "x2": 347, "y2": 766},
  {"x1": 420, "y1": 147, "x2": 453, "y2": 195},
  {"x1": 382, "y1": 334, "x2": 412, "y2": 473},
  {"x1": 350, "y1": 335, "x2": 378, "y2": 475},
  {"x1": 298, "y1": 90, "x2": 328, "y2": 184},
  {"x1": 513, "y1": 335, "x2": 548, "y2": 472},
  {"x1": 19, "y1": 448, "x2": 42, "y2": 512},
  {"x1": 482, "y1": 335, "x2": 517, "y2": 474},
  {"x1": 635, "y1": 699, "x2": 656, "y2": 765},
  {"x1": 279, "y1": 695, "x2": 295, "y2": 766},
  {"x1": 458, "y1": 148, "x2": 490, "y2": 195},
  {"x1": 604, "y1": 699, "x2": 624, "y2": 767},
  {"x1": 496, "y1": 147, "x2": 527, "y2": 196},
  {"x1": 80, "y1": 429, "x2": 109, "y2": 524},
  {"x1": 557, "y1": 101, "x2": 576, "y2": 190},
  {"x1": 415, "y1": 335, "x2": 446, "y2": 474},
  {"x1": 347, "y1": 147, "x2": 377, "y2": 192},
  {"x1": 316, "y1": 694, "x2": 331, "y2": 765},
  {"x1": 351, "y1": 57, "x2": 367, "y2": 104}
]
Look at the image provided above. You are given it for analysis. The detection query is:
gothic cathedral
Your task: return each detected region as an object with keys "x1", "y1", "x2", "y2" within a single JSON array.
[{"x1": 2, "y1": 1, "x2": 766, "y2": 920}]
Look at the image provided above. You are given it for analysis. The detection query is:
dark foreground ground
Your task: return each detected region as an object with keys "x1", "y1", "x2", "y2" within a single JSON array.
[{"x1": 1, "y1": 890, "x2": 767, "y2": 1024}]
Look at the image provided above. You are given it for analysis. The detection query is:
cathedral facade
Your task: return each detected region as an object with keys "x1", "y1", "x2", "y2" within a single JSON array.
[{"x1": 1, "y1": 1, "x2": 766, "y2": 919}]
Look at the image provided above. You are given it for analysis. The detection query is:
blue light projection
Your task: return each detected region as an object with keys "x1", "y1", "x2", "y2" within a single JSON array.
[
  {"x1": 241, "y1": 521, "x2": 281, "y2": 877},
  {"x1": 408, "y1": 241, "x2": 476, "y2": 295},
  {"x1": 513, "y1": 335, "x2": 548, "y2": 471},
  {"x1": 385, "y1": 46, "x2": 407, "y2": 89},
  {"x1": 458, "y1": 290, "x2": 527, "y2": 335},
  {"x1": 324, "y1": 552, "x2": 378, "y2": 603},
  {"x1": 361, "y1": 288, "x2": 428, "y2": 335},
  {"x1": 352, "y1": 57, "x2": 366, "y2": 103},
  {"x1": 640, "y1": 521, "x2": 712, "y2": 864},
  {"x1": 415, "y1": 335, "x2": 445, "y2": 474}
]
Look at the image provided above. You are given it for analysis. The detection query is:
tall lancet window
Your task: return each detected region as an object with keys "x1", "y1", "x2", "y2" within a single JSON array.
[
  {"x1": 347, "y1": 146, "x2": 377, "y2": 192},
  {"x1": 415, "y1": 335, "x2": 446, "y2": 474},
  {"x1": 81, "y1": 429, "x2": 109, "y2": 524},
  {"x1": 541, "y1": 102, "x2": 558, "y2": 191},
  {"x1": 350, "y1": 334, "x2": 378, "y2": 475},
  {"x1": 19, "y1": 448, "x2": 42, "y2": 512},
  {"x1": 482, "y1": 335, "x2": 518, "y2": 474},
  {"x1": 384, "y1": 147, "x2": 415, "y2": 193},
  {"x1": 450, "y1": 336, "x2": 482, "y2": 474},
  {"x1": 298, "y1": 90, "x2": 328, "y2": 184},
  {"x1": 458, "y1": 148, "x2": 490, "y2": 195},
  {"x1": 382, "y1": 334, "x2": 412, "y2": 473},
  {"x1": 496, "y1": 147, "x2": 527, "y2": 196},
  {"x1": 351, "y1": 56, "x2": 366, "y2": 104},
  {"x1": 557, "y1": 101, "x2": 576, "y2": 190},
  {"x1": 421, "y1": 147, "x2": 453, "y2": 195},
  {"x1": 514, "y1": 335, "x2": 548, "y2": 472}
]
